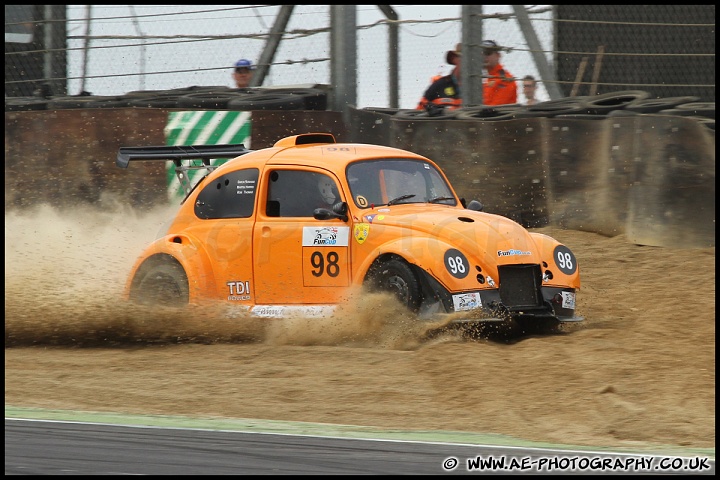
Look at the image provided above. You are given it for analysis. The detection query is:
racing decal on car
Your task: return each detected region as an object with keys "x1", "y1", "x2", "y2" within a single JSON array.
[
  {"x1": 497, "y1": 248, "x2": 532, "y2": 257},
  {"x1": 553, "y1": 245, "x2": 578, "y2": 275},
  {"x1": 302, "y1": 227, "x2": 350, "y2": 287},
  {"x1": 364, "y1": 214, "x2": 385, "y2": 223},
  {"x1": 452, "y1": 292, "x2": 482, "y2": 311},
  {"x1": 250, "y1": 305, "x2": 337, "y2": 318},
  {"x1": 226, "y1": 280, "x2": 251, "y2": 301},
  {"x1": 353, "y1": 223, "x2": 370, "y2": 244},
  {"x1": 250, "y1": 305, "x2": 286, "y2": 318},
  {"x1": 302, "y1": 226, "x2": 350, "y2": 247},
  {"x1": 356, "y1": 195, "x2": 369, "y2": 207},
  {"x1": 561, "y1": 291, "x2": 576, "y2": 309},
  {"x1": 444, "y1": 248, "x2": 469, "y2": 279}
]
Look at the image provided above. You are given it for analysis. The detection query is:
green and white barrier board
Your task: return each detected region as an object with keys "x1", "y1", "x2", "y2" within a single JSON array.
[{"x1": 164, "y1": 110, "x2": 252, "y2": 199}]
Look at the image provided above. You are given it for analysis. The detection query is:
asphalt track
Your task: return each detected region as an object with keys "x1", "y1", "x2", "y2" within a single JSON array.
[{"x1": 5, "y1": 407, "x2": 715, "y2": 475}]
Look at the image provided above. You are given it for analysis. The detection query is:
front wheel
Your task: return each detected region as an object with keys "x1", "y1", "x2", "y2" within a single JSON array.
[
  {"x1": 130, "y1": 262, "x2": 189, "y2": 307},
  {"x1": 366, "y1": 258, "x2": 423, "y2": 312}
]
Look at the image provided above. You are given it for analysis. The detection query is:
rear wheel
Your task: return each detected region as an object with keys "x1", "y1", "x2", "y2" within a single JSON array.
[
  {"x1": 130, "y1": 262, "x2": 189, "y2": 307},
  {"x1": 366, "y1": 258, "x2": 423, "y2": 312}
]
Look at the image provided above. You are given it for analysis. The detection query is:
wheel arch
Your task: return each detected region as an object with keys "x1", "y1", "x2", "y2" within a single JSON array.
[
  {"x1": 362, "y1": 252, "x2": 453, "y2": 314},
  {"x1": 126, "y1": 236, "x2": 219, "y2": 303}
]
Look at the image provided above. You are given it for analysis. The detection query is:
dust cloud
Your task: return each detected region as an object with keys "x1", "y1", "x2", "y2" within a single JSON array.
[{"x1": 5, "y1": 202, "x2": 457, "y2": 349}]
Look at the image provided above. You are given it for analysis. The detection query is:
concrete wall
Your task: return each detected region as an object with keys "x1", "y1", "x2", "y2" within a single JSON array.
[
  {"x1": 350, "y1": 109, "x2": 715, "y2": 248},
  {"x1": 5, "y1": 107, "x2": 715, "y2": 248}
]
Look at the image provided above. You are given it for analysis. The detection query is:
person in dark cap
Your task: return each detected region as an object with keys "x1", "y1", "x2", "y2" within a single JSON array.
[
  {"x1": 480, "y1": 40, "x2": 517, "y2": 106},
  {"x1": 416, "y1": 43, "x2": 463, "y2": 113},
  {"x1": 232, "y1": 58, "x2": 256, "y2": 88}
]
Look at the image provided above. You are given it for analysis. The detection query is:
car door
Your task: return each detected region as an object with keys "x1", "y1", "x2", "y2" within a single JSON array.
[
  {"x1": 186, "y1": 167, "x2": 258, "y2": 305},
  {"x1": 253, "y1": 168, "x2": 350, "y2": 305}
]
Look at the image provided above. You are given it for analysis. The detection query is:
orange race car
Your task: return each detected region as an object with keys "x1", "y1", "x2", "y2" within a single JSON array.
[{"x1": 117, "y1": 133, "x2": 582, "y2": 333}]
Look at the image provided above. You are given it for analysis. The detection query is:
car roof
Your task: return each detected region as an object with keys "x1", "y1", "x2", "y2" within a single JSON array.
[{"x1": 228, "y1": 133, "x2": 432, "y2": 172}]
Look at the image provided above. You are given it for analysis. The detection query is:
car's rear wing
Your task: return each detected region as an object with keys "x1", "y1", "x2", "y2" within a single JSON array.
[{"x1": 117, "y1": 144, "x2": 252, "y2": 196}]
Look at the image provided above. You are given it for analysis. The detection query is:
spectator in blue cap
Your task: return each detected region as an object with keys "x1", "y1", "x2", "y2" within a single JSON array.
[{"x1": 232, "y1": 58, "x2": 256, "y2": 88}]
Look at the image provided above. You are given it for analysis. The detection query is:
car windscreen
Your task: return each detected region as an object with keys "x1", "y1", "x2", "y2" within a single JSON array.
[{"x1": 346, "y1": 158, "x2": 456, "y2": 208}]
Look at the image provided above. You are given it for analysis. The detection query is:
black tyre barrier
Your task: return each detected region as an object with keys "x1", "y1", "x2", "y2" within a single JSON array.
[
  {"x1": 675, "y1": 102, "x2": 715, "y2": 119},
  {"x1": 124, "y1": 89, "x2": 180, "y2": 98},
  {"x1": 361, "y1": 107, "x2": 401, "y2": 116},
  {"x1": 526, "y1": 97, "x2": 589, "y2": 117},
  {"x1": 453, "y1": 105, "x2": 525, "y2": 121},
  {"x1": 127, "y1": 94, "x2": 186, "y2": 109},
  {"x1": 624, "y1": 96, "x2": 701, "y2": 114},
  {"x1": 176, "y1": 91, "x2": 260, "y2": 109},
  {"x1": 166, "y1": 85, "x2": 234, "y2": 95},
  {"x1": 46, "y1": 95, "x2": 132, "y2": 109},
  {"x1": 264, "y1": 88, "x2": 328, "y2": 110},
  {"x1": 5, "y1": 96, "x2": 49, "y2": 111},
  {"x1": 584, "y1": 90, "x2": 651, "y2": 115},
  {"x1": 226, "y1": 92, "x2": 309, "y2": 111},
  {"x1": 394, "y1": 107, "x2": 460, "y2": 120},
  {"x1": 552, "y1": 114, "x2": 607, "y2": 120}
]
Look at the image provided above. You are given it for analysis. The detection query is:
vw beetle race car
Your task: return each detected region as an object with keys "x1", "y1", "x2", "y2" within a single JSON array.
[{"x1": 117, "y1": 133, "x2": 582, "y2": 334}]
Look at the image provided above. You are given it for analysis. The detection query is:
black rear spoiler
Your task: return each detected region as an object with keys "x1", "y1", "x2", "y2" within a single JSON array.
[
  {"x1": 116, "y1": 144, "x2": 251, "y2": 168},
  {"x1": 117, "y1": 143, "x2": 252, "y2": 197}
]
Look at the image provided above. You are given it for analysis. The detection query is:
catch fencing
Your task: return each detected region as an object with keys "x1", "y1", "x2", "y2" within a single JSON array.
[{"x1": 5, "y1": 5, "x2": 715, "y2": 108}]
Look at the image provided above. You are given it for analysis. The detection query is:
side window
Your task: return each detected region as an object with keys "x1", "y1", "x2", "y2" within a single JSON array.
[
  {"x1": 266, "y1": 170, "x2": 339, "y2": 217},
  {"x1": 195, "y1": 168, "x2": 258, "y2": 219}
]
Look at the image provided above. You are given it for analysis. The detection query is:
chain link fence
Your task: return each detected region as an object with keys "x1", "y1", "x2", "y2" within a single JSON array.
[{"x1": 5, "y1": 5, "x2": 715, "y2": 109}]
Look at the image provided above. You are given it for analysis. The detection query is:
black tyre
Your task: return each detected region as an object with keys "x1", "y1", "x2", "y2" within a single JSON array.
[
  {"x1": 366, "y1": 258, "x2": 423, "y2": 312},
  {"x1": 674, "y1": 102, "x2": 715, "y2": 119},
  {"x1": 130, "y1": 262, "x2": 189, "y2": 307},
  {"x1": 227, "y1": 92, "x2": 306, "y2": 110},
  {"x1": 552, "y1": 114, "x2": 607, "y2": 120},
  {"x1": 176, "y1": 91, "x2": 259, "y2": 109},
  {"x1": 394, "y1": 107, "x2": 459, "y2": 120},
  {"x1": 167, "y1": 85, "x2": 234, "y2": 95},
  {"x1": 584, "y1": 90, "x2": 651, "y2": 115},
  {"x1": 453, "y1": 105, "x2": 524, "y2": 121},
  {"x1": 362, "y1": 106, "x2": 401, "y2": 116},
  {"x1": 5, "y1": 96, "x2": 49, "y2": 111},
  {"x1": 526, "y1": 98, "x2": 589, "y2": 117},
  {"x1": 46, "y1": 95, "x2": 131, "y2": 109},
  {"x1": 264, "y1": 88, "x2": 328, "y2": 110},
  {"x1": 624, "y1": 96, "x2": 701, "y2": 114},
  {"x1": 128, "y1": 95, "x2": 185, "y2": 109}
]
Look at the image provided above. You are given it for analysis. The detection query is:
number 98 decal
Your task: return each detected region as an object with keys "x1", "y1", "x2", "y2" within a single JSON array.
[
  {"x1": 552, "y1": 245, "x2": 578, "y2": 275},
  {"x1": 444, "y1": 249, "x2": 469, "y2": 279}
]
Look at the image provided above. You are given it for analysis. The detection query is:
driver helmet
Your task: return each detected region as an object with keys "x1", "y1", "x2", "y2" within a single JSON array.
[{"x1": 318, "y1": 176, "x2": 336, "y2": 204}]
